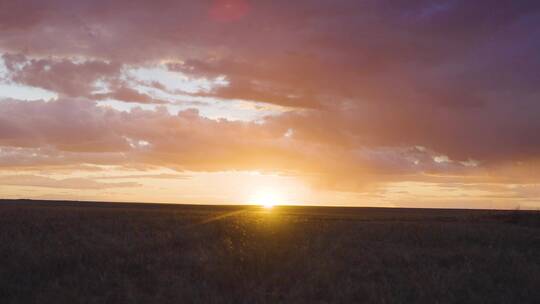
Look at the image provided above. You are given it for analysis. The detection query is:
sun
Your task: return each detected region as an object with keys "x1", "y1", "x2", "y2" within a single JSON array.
[
  {"x1": 262, "y1": 202, "x2": 274, "y2": 209},
  {"x1": 249, "y1": 188, "x2": 281, "y2": 209}
]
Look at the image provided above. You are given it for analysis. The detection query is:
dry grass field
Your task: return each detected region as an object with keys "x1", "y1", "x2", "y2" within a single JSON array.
[{"x1": 0, "y1": 200, "x2": 539, "y2": 303}]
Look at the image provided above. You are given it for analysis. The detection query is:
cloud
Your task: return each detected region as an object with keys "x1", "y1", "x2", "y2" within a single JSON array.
[
  {"x1": 94, "y1": 173, "x2": 191, "y2": 180},
  {"x1": 92, "y1": 87, "x2": 167, "y2": 104},
  {"x1": 2, "y1": 54, "x2": 120, "y2": 98},
  {"x1": 0, "y1": 174, "x2": 139, "y2": 189},
  {"x1": 0, "y1": 0, "x2": 539, "y2": 199},
  {"x1": 0, "y1": 97, "x2": 539, "y2": 194}
]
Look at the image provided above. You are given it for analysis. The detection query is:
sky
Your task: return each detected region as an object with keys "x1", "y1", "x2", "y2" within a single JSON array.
[{"x1": 0, "y1": 0, "x2": 539, "y2": 209}]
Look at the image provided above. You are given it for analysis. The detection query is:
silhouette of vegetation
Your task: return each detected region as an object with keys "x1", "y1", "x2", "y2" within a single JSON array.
[{"x1": 0, "y1": 200, "x2": 539, "y2": 303}]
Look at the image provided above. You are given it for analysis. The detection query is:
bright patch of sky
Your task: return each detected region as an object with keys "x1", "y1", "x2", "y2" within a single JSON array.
[
  {"x1": 130, "y1": 81, "x2": 280, "y2": 114},
  {"x1": 284, "y1": 128, "x2": 294, "y2": 138},
  {"x1": 96, "y1": 96, "x2": 289, "y2": 122},
  {"x1": 91, "y1": 78, "x2": 111, "y2": 94},
  {"x1": 96, "y1": 63, "x2": 292, "y2": 122},
  {"x1": 0, "y1": 56, "x2": 7, "y2": 79},
  {"x1": 433, "y1": 155, "x2": 451, "y2": 163},
  {"x1": 0, "y1": 83, "x2": 58, "y2": 101},
  {"x1": 122, "y1": 64, "x2": 228, "y2": 94},
  {"x1": 0, "y1": 55, "x2": 58, "y2": 101},
  {"x1": 96, "y1": 99, "x2": 163, "y2": 112}
]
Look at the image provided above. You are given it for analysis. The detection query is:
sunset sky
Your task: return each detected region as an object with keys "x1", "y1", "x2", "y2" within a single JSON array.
[{"x1": 0, "y1": 0, "x2": 539, "y2": 209}]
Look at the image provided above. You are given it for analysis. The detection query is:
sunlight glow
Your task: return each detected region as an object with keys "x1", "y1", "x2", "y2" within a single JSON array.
[
  {"x1": 249, "y1": 188, "x2": 282, "y2": 209},
  {"x1": 262, "y1": 202, "x2": 274, "y2": 209}
]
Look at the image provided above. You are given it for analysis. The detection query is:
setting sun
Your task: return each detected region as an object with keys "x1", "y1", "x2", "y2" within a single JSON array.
[
  {"x1": 249, "y1": 188, "x2": 282, "y2": 209},
  {"x1": 262, "y1": 202, "x2": 274, "y2": 209}
]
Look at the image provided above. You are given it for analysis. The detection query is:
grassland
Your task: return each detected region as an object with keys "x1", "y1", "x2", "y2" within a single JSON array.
[{"x1": 0, "y1": 200, "x2": 539, "y2": 303}]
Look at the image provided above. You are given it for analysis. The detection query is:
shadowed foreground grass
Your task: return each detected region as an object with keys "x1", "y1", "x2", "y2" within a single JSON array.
[{"x1": 0, "y1": 200, "x2": 539, "y2": 303}]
